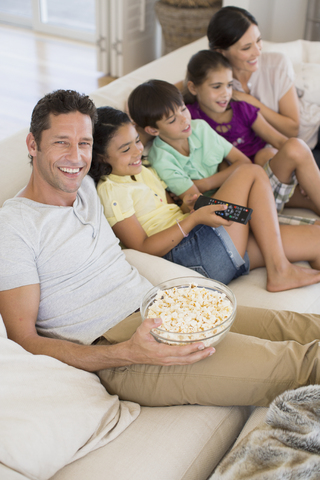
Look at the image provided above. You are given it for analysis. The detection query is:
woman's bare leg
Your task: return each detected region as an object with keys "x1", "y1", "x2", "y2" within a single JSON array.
[
  {"x1": 214, "y1": 163, "x2": 320, "y2": 292},
  {"x1": 268, "y1": 138, "x2": 320, "y2": 215}
]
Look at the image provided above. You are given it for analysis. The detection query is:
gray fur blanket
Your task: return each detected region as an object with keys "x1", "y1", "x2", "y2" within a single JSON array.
[{"x1": 212, "y1": 385, "x2": 320, "y2": 479}]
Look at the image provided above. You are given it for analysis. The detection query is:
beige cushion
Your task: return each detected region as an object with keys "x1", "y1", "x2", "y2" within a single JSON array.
[
  {"x1": 228, "y1": 263, "x2": 320, "y2": 313},
  {"x1": 0, "y1": 332, "x2": 139, "y2": 480},
  {"x1": 208, "y1": 407, "x2": 268, "y2": 479},
  {"x1": 233, "y1": 407, "x2": 268, "y2": 446},
  {"x1": 50, "y1": 405, "x2": 251, "y2": 480},
  {"x1": 125, "y1": 248, "x2": 204, "y2": 285},
  {"x1": 0, "y1": 464, "x2": 29, "y2": 480},
  {"x1": 0, "y1": 128, "x2": 30, "y2": 207}
]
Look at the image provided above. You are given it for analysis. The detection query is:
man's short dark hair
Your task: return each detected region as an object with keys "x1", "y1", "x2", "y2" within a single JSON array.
[
  {"x1": 29, "y1": 89, "x2": 97, "y2": 162},
  {"x1": 128, "y1": 79, "x2": 184, "y2": 129}
]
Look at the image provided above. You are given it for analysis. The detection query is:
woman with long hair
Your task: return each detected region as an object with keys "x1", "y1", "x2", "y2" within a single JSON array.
[{"x1": 207, "y1": 6, "x2": 320, "y2": 168}]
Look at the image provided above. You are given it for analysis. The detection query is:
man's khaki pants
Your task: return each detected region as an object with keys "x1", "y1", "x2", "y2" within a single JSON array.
[{"x1": 97, "y1": 306, "x2": 320, "y2": 407}]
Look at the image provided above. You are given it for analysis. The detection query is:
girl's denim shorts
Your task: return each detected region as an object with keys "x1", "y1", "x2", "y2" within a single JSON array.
[{"x1": 163, "y1": 224, "x2": 250, "y2": 285}]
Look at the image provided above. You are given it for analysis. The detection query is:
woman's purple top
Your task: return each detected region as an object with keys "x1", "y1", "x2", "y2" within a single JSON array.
[{"x1": 187, "y1": 100, "x2": 266, "y2": 162}]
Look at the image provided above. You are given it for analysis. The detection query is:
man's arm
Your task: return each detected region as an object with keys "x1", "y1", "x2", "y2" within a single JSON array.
[{"x1": 0, "y1": 285, "x2": 214, "y2": 372}]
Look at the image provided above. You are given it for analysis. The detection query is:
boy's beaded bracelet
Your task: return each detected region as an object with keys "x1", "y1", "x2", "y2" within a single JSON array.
[{"x1": 176, "y1": 219, "x2": 189, "y2": 238}]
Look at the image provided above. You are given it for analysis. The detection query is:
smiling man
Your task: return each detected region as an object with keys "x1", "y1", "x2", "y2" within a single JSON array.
[
  {"x1": 0, "y1": 89, "x2": 213, "y2": 372},
  {"x1": 24, "y1": 91, "x2": 95, "y2": 206}
]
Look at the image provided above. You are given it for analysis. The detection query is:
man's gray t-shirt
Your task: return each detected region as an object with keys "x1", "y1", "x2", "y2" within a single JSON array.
[{"x1": 0, "y1": 176, "x2": 152, "y2": 344}]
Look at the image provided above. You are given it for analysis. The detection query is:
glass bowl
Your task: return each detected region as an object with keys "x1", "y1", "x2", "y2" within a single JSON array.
[{"x1": 140, "y1": 276, "x2": 237, "y2": 347}]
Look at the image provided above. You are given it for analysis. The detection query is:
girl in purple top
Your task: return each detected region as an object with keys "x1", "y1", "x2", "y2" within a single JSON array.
[
  {"x1": 188, "y1": 98, "x2": 266, "y2": 163},
  {"x1": 185, "y1": 50, "x2": 320, "y2": 217}
]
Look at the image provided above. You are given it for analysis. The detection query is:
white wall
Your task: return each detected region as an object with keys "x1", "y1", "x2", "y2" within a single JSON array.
[{"x1": 222, "y1": 0, "x2": 309, "y2": 42}]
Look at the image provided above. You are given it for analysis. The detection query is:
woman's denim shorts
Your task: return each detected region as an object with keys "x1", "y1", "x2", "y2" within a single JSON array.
[{"x1": 163, "y1": 224, "x2": 250, "y2": 285}]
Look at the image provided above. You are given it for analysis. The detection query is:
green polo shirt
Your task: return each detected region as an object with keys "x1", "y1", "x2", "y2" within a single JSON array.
[{"x1": 148, "y1": 119, "x2": 233, "y2": 196}]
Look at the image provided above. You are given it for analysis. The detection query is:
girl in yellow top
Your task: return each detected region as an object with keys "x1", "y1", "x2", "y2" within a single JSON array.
[{"x1": 88, "y1": 106, "x2": 320, "y2": 291}]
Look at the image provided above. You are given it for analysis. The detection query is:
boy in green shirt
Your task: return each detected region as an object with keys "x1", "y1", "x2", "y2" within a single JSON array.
[{"x1": 128, "y1": 79, "x2": 250, "y2": 200}]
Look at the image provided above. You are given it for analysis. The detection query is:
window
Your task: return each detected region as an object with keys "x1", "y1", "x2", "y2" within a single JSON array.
[{"x1": 0, "y1": 0, "x2": 96, "y2": 42}]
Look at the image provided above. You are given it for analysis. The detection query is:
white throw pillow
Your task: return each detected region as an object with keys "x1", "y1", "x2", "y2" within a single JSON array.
[
  {"x1": 261, "y1": 40, "x2": 320, "y2": 107},
  {"x1": 262, "y1": 40, "x2": 304, "y2": 66},
  {"x1": 302, "y1": 39, "x2": 320, "y2": 64},
  {"x1": 0, "y1": 337, "x2": 140, "y2": 480},
  {"x1": 294, "y1": 63, "x2": 320, "y2": 106}
]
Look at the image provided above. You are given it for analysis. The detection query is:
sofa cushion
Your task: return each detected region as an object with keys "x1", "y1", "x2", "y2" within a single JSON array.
[
  {"x1": 0, "y1": 128, "x2": 31, "y2": 207},
  {"x1": 228, "y1": 263, "x2": 320, "y2": 313},
  {"x1": 50, "y1": 404, "x2": 251, "y2": 480},
  {"x1": 0, "y1": 464, "x2": 29, "y2": 480},
  {"x1": 124, "y1": 248, "x2": 204, "y2": 285},
  {"x1": 295, "y1": 63, "x2": 320, "y2": 105},
  {"x1": 262, "y1": 39, "x2": 304, "y2": 66},
  {"x1": 0, "y1": 333, "x2": 140, "y2": 480},
  {"x1": 302, "y1": 39, "x2": 320, "y2": 64},
  {"x1": 232, "y1": 407, "x2": 268, "y2": 446}
]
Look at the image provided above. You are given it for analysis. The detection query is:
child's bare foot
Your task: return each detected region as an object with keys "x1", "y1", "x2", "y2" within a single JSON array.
[{"x1": 267, "y1": 263, "x2": 320, "y2": 292}]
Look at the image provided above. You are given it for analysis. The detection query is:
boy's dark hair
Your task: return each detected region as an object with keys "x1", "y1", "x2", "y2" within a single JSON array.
[
  {"x1": 29, "y1": 89, "x2": 97, "y2": 162},
  {"x1": 128, "y1": 79, "x2": 184, "y2": 129},
  {"x1": 207, "y1": 6, "x2": 258, "y2": 51},
  {"x1": 184, "y1": 50, "x2": 233, "y2": 104},
  {"x1": 88, "y1": 106, "x2": 131, "y2": 185}
]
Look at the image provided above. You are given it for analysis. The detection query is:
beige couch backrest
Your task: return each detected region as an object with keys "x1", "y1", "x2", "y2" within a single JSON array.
[
  {"x1": 0, "y1": 128, "x2": 31, "y2": 207},
  {"x1": 89, "y1": 37, "x2": 209, "y2": 110}
]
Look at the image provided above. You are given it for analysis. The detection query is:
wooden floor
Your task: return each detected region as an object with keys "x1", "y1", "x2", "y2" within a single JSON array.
[{"x1": 0, "y1": 24, "x2": 115, "y2": 141}]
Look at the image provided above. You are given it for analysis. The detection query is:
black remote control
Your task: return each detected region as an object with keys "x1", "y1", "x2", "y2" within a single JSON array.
[{"x1": 194, "y1": 196, "x2": 252, "y2": 225}]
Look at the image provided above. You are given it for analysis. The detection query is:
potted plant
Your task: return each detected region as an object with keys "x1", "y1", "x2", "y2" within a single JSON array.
[{"x1": 155, "y1": 0, "x2": 222, "y2": 53}]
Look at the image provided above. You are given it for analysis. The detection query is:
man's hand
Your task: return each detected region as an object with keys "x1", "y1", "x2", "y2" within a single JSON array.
[{"x1": 125, "y1": 317, "x2": 215, "y2": 366}]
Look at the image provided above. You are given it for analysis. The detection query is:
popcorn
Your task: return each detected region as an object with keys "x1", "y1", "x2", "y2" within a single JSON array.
[{"x1": 147, "y1": 283, "x2": 234, "y2": 345}]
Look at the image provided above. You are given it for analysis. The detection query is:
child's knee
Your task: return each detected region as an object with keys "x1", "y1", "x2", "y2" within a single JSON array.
[
  {"x1": 234, "y1": 163, "x2": 268, "y2": 184},
  {"x1": 282, "y1": 138, "x2": 310, "y2": 164}
]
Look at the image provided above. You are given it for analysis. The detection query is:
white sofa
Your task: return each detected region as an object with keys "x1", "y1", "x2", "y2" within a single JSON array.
[{"x1": 1, "y1": 37, "x2": 320, "y2": 480}]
